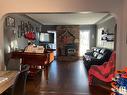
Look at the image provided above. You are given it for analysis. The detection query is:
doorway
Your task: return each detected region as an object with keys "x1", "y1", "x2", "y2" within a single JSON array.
[
  {"x1": 47, "y1": 30, "x2": 57, "y2": 57},
  {"x1": 79, "y1": 30, "x2": 90, "y2": 56}
]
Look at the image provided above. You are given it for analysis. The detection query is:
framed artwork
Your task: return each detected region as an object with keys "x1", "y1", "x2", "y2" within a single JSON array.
[
  {"x1": 18, "y1": 25, "x2": 22, "y2": 38},
  {"x1": 6, "y1": 16, "x2": 15, "y2": 27},
  {"x1": 21, "y1": 21, "x2": 24, "y2": 31}
]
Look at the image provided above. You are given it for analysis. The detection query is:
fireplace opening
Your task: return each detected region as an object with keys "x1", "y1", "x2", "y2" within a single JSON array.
[{"x1": 67, "y1": 48, "x2": 76, "y2": 55}]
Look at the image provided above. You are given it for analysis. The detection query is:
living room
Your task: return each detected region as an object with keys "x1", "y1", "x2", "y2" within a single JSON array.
[
  {"x1": 1, "y1": 12, "x2": 117, "y2": 95},
  {"x1": 1, "y1": 0, "x2": 127, "y2": 95},
  {"x1": 4, "y1": 13, "x2": 116, "y2": 61}
]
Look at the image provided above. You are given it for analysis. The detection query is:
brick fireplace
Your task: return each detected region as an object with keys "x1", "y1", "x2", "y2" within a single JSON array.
[{"x1": 56, "y1": 25, "x2": 79, "y2": 61}]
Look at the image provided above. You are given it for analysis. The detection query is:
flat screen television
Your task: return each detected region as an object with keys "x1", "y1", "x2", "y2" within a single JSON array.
[
  {"x1": 48, "y1": 33, "x2": 54, "y2": 43},
  {"x1": 39, "y1": 33, "x2": 54, "y2": 43}
]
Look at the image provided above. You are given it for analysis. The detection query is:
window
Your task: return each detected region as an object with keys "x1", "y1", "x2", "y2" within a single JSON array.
[{"x1": 80, "y1": 30, "x2": 90, "y2": 56}]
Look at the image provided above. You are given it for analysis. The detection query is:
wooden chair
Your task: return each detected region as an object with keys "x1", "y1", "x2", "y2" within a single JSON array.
[
  {"x1": 2, "y1": 64, "x2": 29, "y2": 95},
  {"x1": 12, "y1": 64, "x2": 30, "y2": 95}
]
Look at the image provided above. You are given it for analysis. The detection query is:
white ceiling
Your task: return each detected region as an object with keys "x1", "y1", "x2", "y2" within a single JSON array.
[{"x1": 26, "y1": 12, "x2": 109, "y2": 25}]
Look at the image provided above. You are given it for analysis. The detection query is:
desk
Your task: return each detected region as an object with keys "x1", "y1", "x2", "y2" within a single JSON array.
[{"x1": 0, "y1": 71, "x2": 19, "y2": 94}]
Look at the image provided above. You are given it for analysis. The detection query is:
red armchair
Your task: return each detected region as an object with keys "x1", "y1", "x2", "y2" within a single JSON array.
[{"x1": 88, "y1": 51, "x2": 116, "y2": 85}]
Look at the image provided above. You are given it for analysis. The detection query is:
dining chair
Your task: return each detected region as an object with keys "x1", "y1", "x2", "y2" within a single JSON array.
[
  {"x1": 2, "y1": 64, "x2": 29, "y2": 95},
  {"x1": 12, "y1": 64, "x2": 30, "y2": 95}
]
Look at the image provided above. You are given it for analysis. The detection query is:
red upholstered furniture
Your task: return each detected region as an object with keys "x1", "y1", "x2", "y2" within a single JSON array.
[{"x1": 88, "y1": 51, "x2": 116, "y2": 85}]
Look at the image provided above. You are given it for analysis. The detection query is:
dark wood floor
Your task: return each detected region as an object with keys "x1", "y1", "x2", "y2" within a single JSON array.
[{"x1": 25, "y1": 60, "x2": 111, "y2": 95}]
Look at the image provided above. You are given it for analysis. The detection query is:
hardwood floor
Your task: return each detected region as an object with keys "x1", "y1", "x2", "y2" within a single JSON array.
[{"x1": 25, "y1": 60, "x2": 111, "y2": 95}]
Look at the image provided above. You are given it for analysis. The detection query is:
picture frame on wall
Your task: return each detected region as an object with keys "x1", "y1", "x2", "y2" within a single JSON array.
[
  {"x1": 18, "y1": 25, "x2": 22, "y2": 38},
  {"x1": 21, "y1": 21, "x2": 24, "y2": 31},
  {"x1": 6, "y1": 16, "x2": 15, "y2": 27}
]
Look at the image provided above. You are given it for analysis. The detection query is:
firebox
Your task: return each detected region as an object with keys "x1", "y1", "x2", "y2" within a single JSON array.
[
  {"x1": 67, "y1": 48, "x2": 76, "y2": 55},
  {"x1": 64, "y1": 44, "x2": 76, "y2": 56}
]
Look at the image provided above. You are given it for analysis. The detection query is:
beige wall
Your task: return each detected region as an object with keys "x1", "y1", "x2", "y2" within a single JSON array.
[
  {"x1": 0, "y1": 0, "x2": 124, "y2": 70},
  {"x1": 121, "y1": 0, "x2": 127, "y2": 69}
]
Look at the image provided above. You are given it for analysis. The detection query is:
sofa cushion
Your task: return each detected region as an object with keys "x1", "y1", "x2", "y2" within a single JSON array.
[
  {"x1": 96, "y1": 54, "x2": 104, "y2": 59},
  {"x1": 93, "y1": 48, "x2": 97, "y2": 51},
  {"x1": 100, "y1": 49, "x2": 106, "y2": 54},
  {"x1": 93, "y1": 52, "x2": 99, "y2": 58},
  {"x1": 96, "y1": 48, "x2": 101, "y2": 52}
]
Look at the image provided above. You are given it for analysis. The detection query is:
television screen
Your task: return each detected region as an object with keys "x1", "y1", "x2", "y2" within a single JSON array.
[
  {"x1": 49, "y1": 33, "x2": 54, "y2": 43},
  {"x1": 39, "y1": 33, "x2": 54, "y2": 43},
  {"x1": 39, "y1": 33, "x2": 49, "y2": 42}
]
